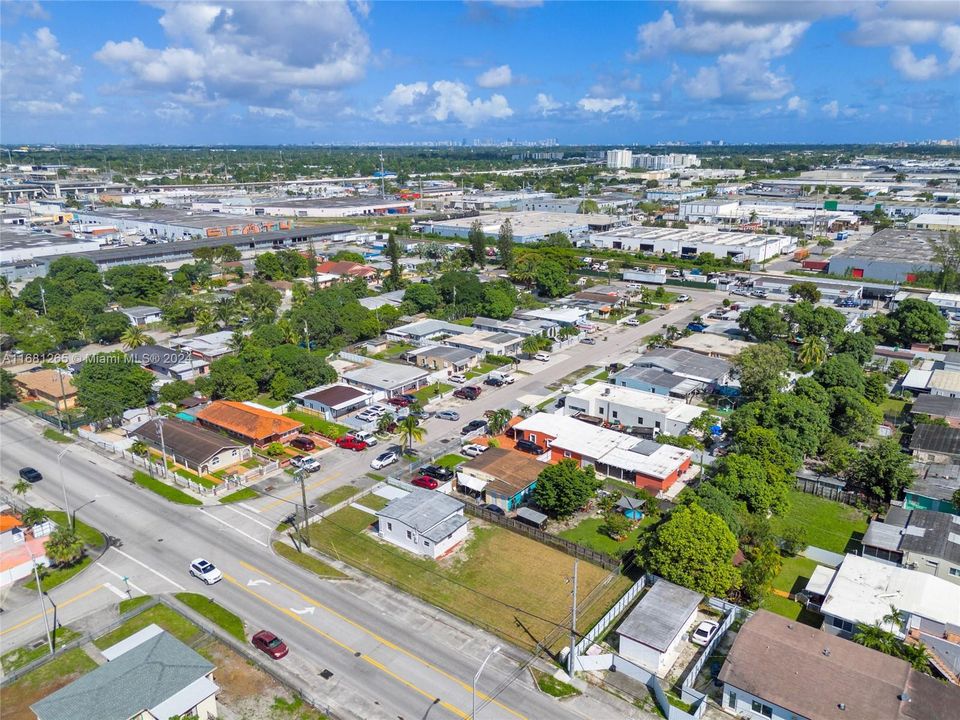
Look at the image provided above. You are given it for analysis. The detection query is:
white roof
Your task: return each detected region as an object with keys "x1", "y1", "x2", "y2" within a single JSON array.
[
  {"x1": 101, "y1": 623, "x2": 164, "y2": 661},
  {"x1": 902, "y1": 368, "x2": 932, "y2": 392},
  {"x1": 519, "y1": 307, "x2": 590, "y2": 324},
  {"x1": 342, "y1": 359, "x2": 429, "y2": 390},
  {"x1": 149, "y1": 675, "x2": 219, "y2": 720},
  {"x1": 910, "y1": 213, "x2": 960, "y2": 227},
  {"x1": 929, "y1": 369, "x2": 960, "y2": 393},
  {"x1": 671, "y1": 333, "x2": 752, "y2": 358},
  {"x1": 566, "y1": 383, "x2": 705, "y2": 424},
  {"x1": 805, "y1": 565, "x2": 836, "y2": 596},
  {"x1": 820, "y1": 554, "x2": 960, "y2": 630}
]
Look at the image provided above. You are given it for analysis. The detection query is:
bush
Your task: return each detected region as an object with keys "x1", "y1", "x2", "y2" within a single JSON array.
[{"x1": 778, "y1": 524, "x2": 808, "y2": 556}]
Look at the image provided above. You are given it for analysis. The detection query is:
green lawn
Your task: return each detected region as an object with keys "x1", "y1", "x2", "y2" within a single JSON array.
[
  {"x1": 373, "y1": 342, "x2": 415, "y2": 359},
  {"x1": 119, "y1": 595, "x2": 154, "y2": 614},
  {"x1": 307, "y1": 509, "x2": 631, "y2": 653},
  {"x1": 318, "y1": 486, "x2": 360, "y2": 506},
  {"x1": 241, "y1": 457, "x2": 262, "y2": 469},
  {"x1": 174, "y1": 593, "x2": 246, "y2": 642},
  {"x1": 25, "y1": 556, "x2": 92, "y2": 592},
  {"x1": 131, "y1": 470, "x2": 203, "y2": 506},
  {"x1": 1, "y1": 627, "x2": 82, "y2": 673},
  {"x1": 466, "y1": 362, "x2": 497, "y2": 378},
  {"x1": 559, "y1": 516, "x2": 655, "y2": 556},
  {"x1": 532, "y1": 668, "x2": 580, "y2": 698},
  {"x1": 760, "y1": 593, "x2": 822, "y2": 628},
  {"x1": 594, "y1": 369, "x2": 610, "y2": 381},
  {"x1": 772, "y1": 490, "x2": 868, "y2": 554},
  {"x1": 43, "y1": 428, "x2": 74, "y2": 443},
  {"x1": 254, "y1": 393, "x2": 288, "y2": 409},
  {"x1": 173, "y1": 466, "x2": 216, "y2": 488},
  {"x1": 356, "y1": 494, "x2": 389, "y2": 511},
  {"x1": 94, "y1": 603, "x2": 203, "y2": 649},
  {"x1": 44, "y1": 511, "x2": 105, "y2": 549},
  {"x1": 413, "y1": 383, "x2": 453, "y2": 403},
  {"x1": 284, "y1": 411, "x2": 349, "y2": 439},
  {"x1": 452, "y1": 317, "x2": 475, "y2": 326},
  {"x1": 19, "y1": 400, "x2": 53, "y2": 412},
  {"x1": 219, "y1": 487, "x2": 259, "y2": 504},
  {"x1": 880, "y1": 397, "x2": 908, "y2": 417},
  {"x1": 0, "y1": 647, "x2": 97, "y2": 719},
  {"x1": 434, "y1": 453, "x2": 468, "y2": 469},
  {"x1": 772, "y1": 555, "x2": 820, "y2": 595},
  {"x1": 272, "y1": 541, "x2": 347, "y2": 579}
]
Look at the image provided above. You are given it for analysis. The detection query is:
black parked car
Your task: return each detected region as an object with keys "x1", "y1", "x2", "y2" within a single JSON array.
[
  {"x1": 484, "y1": 377, "x2": 505, "y2": 387},
  {"x1": 482, "y1": 503, "x2": 506, "y2": 515},
  {"x1": 516, "y1": 439, "x2": 544, "y2": 455},
  {"x1": 461, "y1": 419, "x2": 488, "y2": 436},
  {"x1": 19, "y1": 467, "x2": 42, "y2": 483},
  {"x1": 421, "y1": 465, "x2": 454, "y2": 482}
]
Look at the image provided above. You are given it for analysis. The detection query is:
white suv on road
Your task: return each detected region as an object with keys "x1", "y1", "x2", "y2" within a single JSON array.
[{"x1": 189, "y1": 558, "x2": 222, "y2": 585}]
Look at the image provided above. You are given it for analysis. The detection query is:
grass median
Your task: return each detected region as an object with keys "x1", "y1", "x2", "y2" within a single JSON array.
[
  {"x1": 44, "y1": 510, "x2": 105, "y2": 550},
  {"x1": 131, "y1": 470, "x2": 203, "y2": 506},
  {"x1": 0, "y1": 627, "x2": 82, "y2": 674},
  {"x1": 272, "y1": 541, "x2": 347, "y2": 579},
  {"x1": 174, "y1": 593, "x2": 246, "y2": 642},
  {"x1": 218, "y1": 487, "x2": 259, "y2": 504}
]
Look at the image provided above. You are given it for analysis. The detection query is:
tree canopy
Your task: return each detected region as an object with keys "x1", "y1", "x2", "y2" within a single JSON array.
[
  {"x1": 75, "y1": 352, "x2": 155, "y2": 423},
  {"x1": 531, "y1": 460, "x2": 601, "y2": 518}
]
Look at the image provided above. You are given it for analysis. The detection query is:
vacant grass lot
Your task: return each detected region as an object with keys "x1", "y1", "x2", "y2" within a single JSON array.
[
  {"x1": 0, "y1": 647, "x2": 97, "y2": 720},
  {"x1": 434, "y1": 453, "x2": 468, "y2": 469},
  {"x1": 318, "y1": 486, "x2": 360, "y2": 506},
  {"x1": 273, "y1": 541, "x2": 347, "y2": 579},
  {"x1": 559, "y1": 516, "x2": 655, "y2": 556},
  {"x1": 0, "y1": 627, "x2": 82, "y2": 674},
  {"x1": 772, "y1": 490, "x2": 868, "y2": 555},
  {"x1": 307, "y1": 508, "x2": 631, "y2": 652},
  {"x1": 284, "y1": 411, "x2": 349, "y2": 439},
  {"x1": 413, "y1": 383, "x2": 453, "y2": 404}
]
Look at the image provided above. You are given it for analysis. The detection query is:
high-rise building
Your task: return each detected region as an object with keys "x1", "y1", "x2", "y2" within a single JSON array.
[{"x1": 606, "y1": 149, "x2": 633, "y2": 169}]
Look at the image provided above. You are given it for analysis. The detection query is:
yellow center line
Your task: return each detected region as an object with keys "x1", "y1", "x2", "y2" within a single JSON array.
[
  {"x1": 223, "y1": 573, "x2": 467, "y2": 719},
  {"x1": 261, "y1": 471, "x2": 342, "y2": 511},
  {"x1": 239, "y1": 559, "x2": 527, "y2": 720},
  {"x1": 0, "y1": 584, "x2": 105, "y2": 637}
]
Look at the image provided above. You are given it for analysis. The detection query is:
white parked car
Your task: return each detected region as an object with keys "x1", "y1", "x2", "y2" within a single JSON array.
[
  {"x1": 677, "y1": 294, "x2": 691, "y2": 302},
  {"x1": 534, "y1": 352, "x2": 551, "y2": 362},
  {"x1": 189, "y1": 558, "x2": 223, "y2": 585},
  {"x1": 349, "y1": 430, "x2": 378, "y2": 446},
  {"x1": 625, "y1": 318, "x2": 640, "y2": 326},
  {"x1": 691, "y1": 621, "x2": 719, "y2": 646},
  {"x1": 450, "y1": 373, "x2": 467, "y2": 384},
  {"x1": 462, "y1": 444, "x2": 488, "y2": 458},
  {"x1": 370, "y1": 450, "x2": 399, "y2": 470},
  {"x1": 368, "y1": 405, "x2": 389, "y2": 417}
]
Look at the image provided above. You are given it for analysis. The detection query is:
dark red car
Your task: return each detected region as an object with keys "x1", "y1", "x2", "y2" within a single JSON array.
[
  {"x1": 453, "y1": 386, "x2": 481, "y2": 400},
  {"x1": 387, "y1": 396, "x2": 412, "y2": 408},
  {"x1": 252, "y1": 630, "x2": 289, "y2": 659},
  {"x1": 411, "y1": 475, "x2": 439, "y2": 490},
  {"x1": 336, "y1": 435, "x2": 368, "y2": 451}
]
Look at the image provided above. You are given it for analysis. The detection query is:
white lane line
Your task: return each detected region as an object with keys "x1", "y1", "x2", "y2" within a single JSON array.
[
  {"x1": 200, "y1": 509, "x2": 269, "y2": 547},
  {"x1": 96, "y1": 562, "x2": 147, "y2": 595},
  {"x1": 226, "y1": 505, "x2": 273, "y2": 530},
  {"x1": 104, "y1": 582, "x2": 127, "y2": 599},
  {"x1": 110, "y1": 547, "x2": 187, "y2": 591},
  {"x1": 238, "y1": 502, "x2": 261, "y2": 514}
]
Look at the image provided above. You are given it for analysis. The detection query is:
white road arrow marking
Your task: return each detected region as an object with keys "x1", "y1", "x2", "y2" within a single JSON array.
[
  {"x1": 247, "y1": 579, "x2": 271, "y2": 587},
  {"x1": 291, "y1": 606, "x2": 316, "y2": 615}
]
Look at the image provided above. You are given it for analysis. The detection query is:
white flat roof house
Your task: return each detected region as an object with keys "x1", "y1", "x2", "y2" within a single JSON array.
[
  {"x1": 617, "y1": 580, "x2": 702, "y2": 676},
  {"x1": 120, "y1": 305, "x2": 163, "y2": 327},
  {"x1": 341, "y1": 359, "x2": 430, "y2": 397},
  {"x1": 563, "y1": 383, "x2": 705, "y2": 437},
  {"x1": 377, "y1": 488, "x2": 469, "y2": 559}
]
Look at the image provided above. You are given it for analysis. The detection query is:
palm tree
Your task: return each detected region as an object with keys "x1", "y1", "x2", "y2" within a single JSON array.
[
  {"x1": 213, "y1": 298, "x2": 235, "y2": 327},
  {"x1": 0, "y1": 276, "x2": 11, "y2": 300},
  {"x1": 521, "y1": 335, "x2": 541, "y2": 358},
  {"x1": 120, "y1": 325, "x2": 150, "y2": 350},
  {"x1": 130, "y1": 440, "x2": 149, "y2": 457},
  {"x1": 228, "y1": 328, "x2": 246, "y2": 353},
  {"x1": 797, "y1": 336, "x2": 827, "y2": 369},
  {"x1": 21, "y1": 507, "x2": 47, "y2": 527},
  {"x1": 399, "y1": 415, "x2": 425, "y2": 452},
  {"x1": 13, "y1": 478, "x2": 30, "y2": 497},
  {"x1": 898, "y1": 641, "x2": 931, "y2": 673},
  {"x1": 194, "y1": 307, "x2": 216, "y2": 334},
  {"x1": 852, "y1": 623, "x2": 899, "y2": 655},
  {"x1": 276, "y1": 318, "x2": 299, "y2": 346},
  {"x1": 45, "y1": 525, "x2": 85, "y2": 567},
  {"x1": 487, "y1": 408, "x2": 512, "y2": 436},
  {"x1": 377, "y1": 412, "x2": 396, "y2": 434},
  {"x1": 646, "y1": 334, "x2": 666, "y2": 349}
]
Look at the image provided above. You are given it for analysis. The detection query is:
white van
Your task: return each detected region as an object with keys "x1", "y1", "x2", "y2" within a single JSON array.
[
  {"x1": 450, "y1": 373, "x2": 467, "y2": 384},
  {"x1": 534, "y1": 352, "x2": 551, "y2": 362},
  {"x1": 488, "y1": 371, "x2": 515, "y2": 384}
]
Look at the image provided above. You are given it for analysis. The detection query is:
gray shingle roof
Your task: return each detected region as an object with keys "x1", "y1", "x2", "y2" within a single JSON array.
[
  {"x1": 131, "y1": 417, "x2": 245, "y2": 466},
  {"x1": 911, "y1": 394, "x2": 960, "y2": 419},
  {"x1": 31, "y1": 630, "x2": 214, "y2": 720},
  {"x1": 638, "y1": 348, "x2": 732, "y2": 383},
  {"x1": 423, "y1": 515, "x2": 469, "y2": 543},
  {"x1": 911, "y1": 424, "x2": 960, "y2": 456},
  {"x1": 617, "y1": 580, "x2": 702, "y2": 652},
  {"x1": 377, "y1": 488, "x2": 463, "y2": 532},
  {"x1": 866, "y1": 508, "x2": 960, "y2": 565}
]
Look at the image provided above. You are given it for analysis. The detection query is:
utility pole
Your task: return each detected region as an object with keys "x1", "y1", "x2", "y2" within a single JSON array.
[
  {"x1": 57, "y1": 448, "x2": 72, "y2": 527},
  {"x1": 155, "y1": 417, "x2": 168, "y2": 477},
  {"x1": 568, "y1": 559, "x2": 578, "y2": 676},
  {"x1": 56, "y1": 368, "x2": 68, "y2": 431},
  {"x1": 27, "y1": 548, "x2": 53, "y2": 654},
  {"x1": 296, "y1": 469, "x2": 311, "y2": 547},
  {"x1": 39, "y1": 285, "x2": 47, "y2": 315}
]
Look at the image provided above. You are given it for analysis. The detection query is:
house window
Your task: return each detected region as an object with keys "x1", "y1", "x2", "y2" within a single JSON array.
[
  {"x1": 751, "y1": 700, "x2": 773, "y2": 718},
  {"x1": 528, "y1": 434, "x2": 537, "y2": 443},
  {"x1": 611, "y1": 410, "x2": 618, "y2": 419},
  {"x1": 831, "y1": 617, "x2": 854, "y2": 633},
  {"x1": 406, "y1": 530, "x2": 412, "y2": 539},
  {"x1": 727, "y1": 691, "x2": 737, "y2": 709},
  {"x1": 950, "y1": 567, "x2": 960, "y2": 577},
  {"x1": 387, "y1": 522, "x2": 392, "y2": 531},
  {"x1": 423, "y1": 541, "x2": 430, "y2": 547},
  {"x1": 564, "y1": 451, "x2": 572, "y2": 458}
]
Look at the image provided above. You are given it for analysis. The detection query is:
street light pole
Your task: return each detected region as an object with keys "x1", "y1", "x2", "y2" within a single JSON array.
[
  {"x1": 568, "y1": 559, "x2": 579, "y2": 677},
  {"x1": 26, "y1": 548, "x2": 53, "y2": 654},
  {"x1": 57, "y1": 448, "x2": 72, "y2": 528},
  {"x1": 472, "y1": 645, "x2": 500, "y2": 719},
  {"x1": 44, "y1": 591, "x2": 58, "y2": 650}
]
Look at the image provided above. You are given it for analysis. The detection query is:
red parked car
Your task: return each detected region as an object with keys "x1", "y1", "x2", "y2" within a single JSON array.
[
  {"x1": 252, "y1": 630, "x2": 289, "y2": 659},
  {"x1": 411, "y1": 475, "x2": 439, "y2": 490},
  {"x1": 336, "y1": 435, "x2": 368, "y2": 451},
  {"x1": 387, "y1": 396, "x2": 412, "y2": 408}
]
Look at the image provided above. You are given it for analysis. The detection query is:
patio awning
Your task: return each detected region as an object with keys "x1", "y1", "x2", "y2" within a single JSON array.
[{"x1": 457, "y1": 473, "x2": 488, "y2": 492}]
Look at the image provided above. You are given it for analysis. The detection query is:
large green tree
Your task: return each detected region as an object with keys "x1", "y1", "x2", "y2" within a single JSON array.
[
  {"x1": 496, "y1": 219, "x2": 514, "y2": 271},
  {"x1": 738, "y1": 305, "x2": 788, "y2": 342},
  {"x1": 104, "y1": 265, "x2": 167, "y2": 303},
  {"x1": 402, "y1": 283, "x2": 441, "y2": 313},
  {"x1": 641, "y1": 504, "x2": 741, "y2": 597},
  {"x1": 468, "y1": 218, "x2": 486, "y2": 266},
  {"x1": 74, "y1": 352, "x2": 155, "y2": 423},
  {"x1": 815, "y1": 353, "x2": 867, "y2": 394},
  {"x1": 0, "y1": 368, "x2": 17, "y2": 407},
  {"x1": 852, "y1": 438, "x2": 916, "y2": 501},
  {"x1": 887, "y1": 299, "x2": 948, "y2": 347},
  {"x1": 534, "y1": 259, "x2": 570, "y2": 298},
  {"x1": 531, "y1": 460, "x2": 601, "y2": 518},
  {"x1": 733, "y1": 342, "x2": 791, "y2": 399}
]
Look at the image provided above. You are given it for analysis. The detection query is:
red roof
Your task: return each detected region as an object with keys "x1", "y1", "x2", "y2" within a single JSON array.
[{"x1": 196, "y1": 401, "x2": 303, "y2": 442}]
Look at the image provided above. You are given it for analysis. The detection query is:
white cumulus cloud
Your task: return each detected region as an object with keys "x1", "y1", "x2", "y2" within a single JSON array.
[
  {"x1": 476, "y1": 64, "x2": 512, "y2": 88},
  {"x1": 786, "y1": 95, "x2": 808, "y2": 114},
  {"x1": 891, "y1": 46, "x2": 942, "y2": 80},
  {"x1": 428, "y1": 81, "x2": 513, "y2": 125},
  {"x1": 374, "y1": 81, "x2": 430, "y2": 122},
  {"x1": 533, "y1": 92, "x2": 561, "y2": 115},
  {"x1": 821, "y1": 100, "x2": 840, "y2": 118},
  {"x1": 1, "y1": 27, "x2": 84, "y2": 115},
  {"x1": 577, "y1": 96, "x2": 626, "y2": 113}
]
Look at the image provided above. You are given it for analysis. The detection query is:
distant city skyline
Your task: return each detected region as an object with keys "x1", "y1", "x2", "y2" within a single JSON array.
[{"x1": 1, "y1": 1, "x2": 958, "y2": 145}]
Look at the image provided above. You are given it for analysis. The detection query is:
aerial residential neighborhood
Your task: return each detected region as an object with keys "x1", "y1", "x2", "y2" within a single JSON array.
[{"x1": 2, "y1": 2, "x2": 960, "y2": 720}]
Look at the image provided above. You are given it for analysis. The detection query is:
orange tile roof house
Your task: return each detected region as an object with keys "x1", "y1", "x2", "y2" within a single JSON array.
[
  {"x1": 316, "y1": 260, "x2": 377, "y2": 279},
  {"x1": 13, "y1": 369, "x2": 78, "y2": 410},
  {"x1": 195, "y1": 401, "x2": 303, "y2": 447}
]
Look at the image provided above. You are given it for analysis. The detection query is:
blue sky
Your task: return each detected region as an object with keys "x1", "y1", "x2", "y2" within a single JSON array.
[{"x1": 2, "y1": 0, "x2": 958, "y2": 145}]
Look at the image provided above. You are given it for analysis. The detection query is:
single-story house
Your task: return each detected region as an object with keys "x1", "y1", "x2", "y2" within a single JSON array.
[
  {"x1": 377, "y1": 488, "x2": 469, "y2": 559},
  {"x1": 472, "y1": 315, "x2": 558, "y2": 338},
  {"x1": 444, "y1": 330, "x2": 523, "y2": 358},
  {"x1": 407, "y1": 345, "x2": 479, "y2": 373},
  {"x1": 635, "y1": 347, "x2": 733, "y2": 387},
  {"x1": 127, "y1": 344, "x2": 209, "y2": 381},
  {"x1": 358, "y1": 289, "x2": 406, "y2": 311},
  {"x1": 129, "y1": 417, "x2": 252, "y2": 476},
  {"x1": 616, "y1": 580, "x2": 702, "y2": 676},
  {"x1": 385, "y1": 319, "x2": 471, "y2": 345},
  {"x1": 315, "y1": 260, "x2": 377, "y2": 281},
  {"x1": 610, "y1": 365, "x2": 703, "y2": 399},
  {"x1": 911, "y1": 394, "x2": 960, "y2": 428},
  {"x1": 563, "y1": 383, "x2": 705, "y2": 437},
  {"x1": 0, "y1": 511, "x2": 53, "y2": 588},
  {"x1": 718, "y1": 609, "x2": 956, "y2": 720},
  {"x1": 512, "y1": 413, "x2": 695, "y2": 494},
  {"x1": 13, "y1": 368, "x2": 77, "y2": 411},
  {"x1": 928, "y1": 369, "x2": 960, "y2": 398},
  {"x1": 905, "y1": 463, "x2": 960, "y2": 514},
  {"x1": 120, "y1": 305, "x2": 163, "y2": 326},
  {"x1": 171, "y1": 330, "x2": 237, "y2": 361},
  {"x1": 516, "y1": 307, "x2": 592, "y2": 327},
  {"x1": 195, "y1": 400, "x2": 303, "y2": 447},
  {"x1": 910, "y1": 424, "x2": 960, "y2": 464},
  {"x1": 341, "y1": 359, "x2": 430, "y2": 398},
  {"x1": 456, "y1": 447, "x2": 544, "y2": 511},
  {"x1": 670, "y1": 333, "x2": 753, "y2": 359},
  {"x1": 861, "y1": 506, "x2": 960, "y2": 586},
  {"x1": 293, "y1": 383, "x2": 371, "y2": 420},
  {"x1": 32, "y1": 625, "x2": 220, "y2": 720}
]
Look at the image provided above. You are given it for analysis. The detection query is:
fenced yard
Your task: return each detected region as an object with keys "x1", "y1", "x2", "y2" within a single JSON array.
[
  {"x1": 307, "y1": 507, "x2": 631, "y2": 654},
  {"x1": 772, "y1": 490, "x2": 868, "y2": 555}
]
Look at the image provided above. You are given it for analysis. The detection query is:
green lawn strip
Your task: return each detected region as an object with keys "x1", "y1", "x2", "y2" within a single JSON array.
[
  {"x1": 254, "y1": 393, "x2": 288, "y2": 409},
  {"x1": 318, "y1": 486, "x2": 360, "y2": 506},
  {"x1": 434, "y1": 453, "x2": 468, "y2": 469},
  {"x1": 536, "y1": 397, "x2": 556, "y2": 410},
  {"x1": 771, "y1": 490, "x2": 867, "y2": 554},
  {"x1": 760, "y1": 593, "x2": 822, "y2": 628},
  {"x1": 771, "y1": 555, "x2": 820, "y2": 595},
  {"x1": 119, "y1": 595, "x2": 154, "y2": 614},
  {"x1": 531, "y1": 668, "x2": 580, "y2": 698},
  {"x1": 413, "y1": 383, "x2": 453, "y2": 404},
  {"x1": 131, "y1": 470, "x2": 203, "y2": 506},
  {"x1": 373, "y1": 342, "x2": 415, "y2": 359},
  {"x1": 594, "y1": 370, "x2": 610, "y2": 381},
  {"x1": 272, "y1": 541, "x2": 347, "y2": 579},
  {"x1": 174, "y1": 466, "x2": 217, "y2": 488},
  {"x1": 366, "y1": 472, "x2": 386, "y2": 481},
  {"x1": 219, "y1": 487, "x2": 260, "y2": 504},
  {"x1": 284, "y1": 411, "x2": 349, "y2": 439},
  {"x1": 44, "y1": 511, "x2": 105, "y2": 549},
  {"x1": 356, "y1": 494, "x2": 389, "y2": 511},
  {"x1": 665, "y1": 691, "x2": 693, "y2": 713},
  {"x1": 174, "y1": 593, "x2": 246, "y2": 642},
  {"x1": 94, "y1": 603, "x2": 203, "y2": 649},
  {"x1": 42, "y1": 428, "x2": 74, "y2": 443},
  {"x1": 307, "y1": 510, "x2": 631, "y2": 653},
  {"x1": 25, "y1": 556, "x2": 92, "y2": 592},
  {"x1": 558, "y1": 516, "x2": 654, "y2": 556},
  {"x1": 19, "y1": 400, "x2": 52, "y2": 412},
  {"x1": 452, "y1": 317, "x2": 475, "y2": 326},
  {"x1": 1, "y1": 627, "x2": 82, "y2": 673},
  {"x1": 0, "y1": 647, "x2": 97, "y2": 717},
  {"x1": 880, "y1": 397, "x2": 907, "y2": 417},
  {"x1": 241, "y1": 457, "x2": 262, "y2": 469}
]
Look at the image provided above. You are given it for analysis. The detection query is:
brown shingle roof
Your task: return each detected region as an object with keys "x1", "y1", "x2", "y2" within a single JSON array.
[
  {"x1": 718, "y1": 610, "x2": 959, "y2": 720},
  {"x1": 301, "y1": 385, "x2": 367, "y2": 407},
  {"x1": 13, "y1": 369, "x2": 77, "y2": 398},
  {"x1": 131, "y1": 417, "x2": 246, "y2": 466},
  {"x1": 460, "y1": 447, "x2": 543, "y2": 496},
  {"x1": 195, "y1": 401, "x2": 302, "y2": 442}
]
